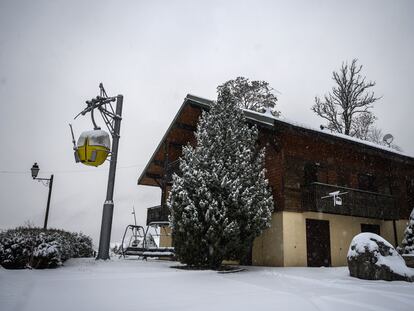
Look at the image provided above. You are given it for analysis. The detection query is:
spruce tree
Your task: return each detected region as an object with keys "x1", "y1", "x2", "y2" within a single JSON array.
[
  {"x1": 168, "y1": 87, "x2": 273, "y2": 269},
  {"x1": 399, "y1": 208, "x2": 414, "y2": 255}
]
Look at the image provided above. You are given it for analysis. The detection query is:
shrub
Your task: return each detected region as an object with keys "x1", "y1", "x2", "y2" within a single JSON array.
[
  {"x1": 0, "y1": 227, "x2": 94, "y2": 269},
  {"x1": 71, "y1": 232, "x2": 94, "y2": 258}
]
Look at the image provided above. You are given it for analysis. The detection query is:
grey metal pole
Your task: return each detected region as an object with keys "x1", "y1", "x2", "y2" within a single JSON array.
[
  {"x1": 96, "y1": 95, "x2": 123, "y2": 260},
  {"x1": 43, "y1": 174, "x2": 54, "y2": 230}
]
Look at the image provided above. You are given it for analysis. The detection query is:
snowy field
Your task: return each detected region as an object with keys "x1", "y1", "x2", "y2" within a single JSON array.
[{"x1": 1, "y1": 258, "x2": 413, "y2": 311}]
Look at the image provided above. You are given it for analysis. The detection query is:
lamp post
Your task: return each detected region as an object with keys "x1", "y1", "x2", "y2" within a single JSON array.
[{"x1": 31, "y1": 162, "x2": 54, "y2": 230}]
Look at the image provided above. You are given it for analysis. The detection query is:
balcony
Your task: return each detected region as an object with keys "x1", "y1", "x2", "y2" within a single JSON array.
[
  {"x1": 301, "y1": 182, "x2": 398, "y2": 220},
  {"x1": 146, "y1": 205, "x2": 170, "y2": 225}
]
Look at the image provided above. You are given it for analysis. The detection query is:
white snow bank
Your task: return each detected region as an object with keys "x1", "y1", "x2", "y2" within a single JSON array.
[
  {"x1": 348, "y1": 232, "x2": 414, "y2": 277},
  {"x1": 1, "y1": 258, "x2": 413, "y2": 311}
]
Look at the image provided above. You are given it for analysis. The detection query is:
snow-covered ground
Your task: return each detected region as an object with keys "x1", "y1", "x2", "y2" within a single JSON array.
[{"x1": 1, "y1": 258, "x2": 413, "y2": 311}]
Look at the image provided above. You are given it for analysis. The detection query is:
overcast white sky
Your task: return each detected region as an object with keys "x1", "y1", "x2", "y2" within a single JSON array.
[{"x1": 1, "y1": 0, "x2": 413, "y2": 245}]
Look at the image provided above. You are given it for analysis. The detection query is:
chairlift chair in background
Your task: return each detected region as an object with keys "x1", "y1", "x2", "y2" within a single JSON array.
[
  {"x1": 120, "y1": 221, "x2": 175, "y2": 259},
  {"x1": 120, "y1": 224, "x2": 146, "y2": 256}
]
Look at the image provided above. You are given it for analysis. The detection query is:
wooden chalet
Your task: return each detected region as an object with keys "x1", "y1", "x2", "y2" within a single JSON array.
[{"x1": 138, "y1": 94, "x2": 414, "y2": 267}]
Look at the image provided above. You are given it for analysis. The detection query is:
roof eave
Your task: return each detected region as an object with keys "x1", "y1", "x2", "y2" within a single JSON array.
[{"x1": 137, "y1": 94, "x2": 213, "y2": 186}]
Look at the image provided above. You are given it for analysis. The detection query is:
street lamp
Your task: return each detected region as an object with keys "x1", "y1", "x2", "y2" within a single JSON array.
[{"x1": 30, "y1": 162, "x2": 54, "y2": 230}]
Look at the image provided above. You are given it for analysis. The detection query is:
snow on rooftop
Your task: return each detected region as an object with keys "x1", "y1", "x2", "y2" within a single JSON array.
[
  {"x1": 243, "y1": 108, "x2": 412, "y2": 159},
  {"x1": 184, "y1": 94, "x2": 411, "y2": 158}
]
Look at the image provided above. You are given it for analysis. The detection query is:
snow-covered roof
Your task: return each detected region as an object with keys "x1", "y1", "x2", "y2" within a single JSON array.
[
  {"x1": 186, "y1": 93, "x2": 411, "y2": 159},
  {"x1": 138, "y1": 94, "x2": 413, "y2": 186},
  {"x1": 242, "y1": 108, "x2": 413, "y2": 160}
]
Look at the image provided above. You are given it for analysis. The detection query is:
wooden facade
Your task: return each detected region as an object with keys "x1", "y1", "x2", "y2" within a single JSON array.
[{"x1": 138, "y1": 94, "x2": 414, "y2": 266}]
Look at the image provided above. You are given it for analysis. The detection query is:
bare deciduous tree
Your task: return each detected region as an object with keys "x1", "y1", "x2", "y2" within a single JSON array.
[
  {"x1": 218, "y1": 77, "x2": 280, "y2": 116},
  {"x1": 365, "y1": 127, "x2": 402, "y2": 151},
  {"x1": 352, "y1": 111, "x2": 377, "y2": 140},
  {"x1": 313, "y1": 59, "x2": 380, "y2": 137}
]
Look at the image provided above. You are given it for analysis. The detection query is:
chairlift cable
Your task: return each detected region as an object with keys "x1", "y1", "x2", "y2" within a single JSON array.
[{"x1": 0, "y1": 163, "x2": 143, "y2": 175}]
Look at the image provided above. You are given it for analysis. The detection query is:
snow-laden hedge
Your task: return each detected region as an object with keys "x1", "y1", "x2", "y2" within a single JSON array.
[{"x1": 0, "y1": 227, "x2": 94, "y2": 269}]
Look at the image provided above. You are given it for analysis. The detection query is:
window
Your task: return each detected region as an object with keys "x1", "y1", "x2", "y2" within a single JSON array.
[{"x1": 358, "y1": 173, "x2": 377, "y2": 192}]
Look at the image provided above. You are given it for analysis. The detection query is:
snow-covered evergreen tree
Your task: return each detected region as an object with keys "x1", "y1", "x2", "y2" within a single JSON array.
[
  {"x1": 399, "y1": 208, "x2": 414, "y2": 255},
  {"x1": 168, "y1": 87, "x2": 274, "y2": 269},
  {"x1": 217, "y1": 77, "x2": 280, "y2": 116}
]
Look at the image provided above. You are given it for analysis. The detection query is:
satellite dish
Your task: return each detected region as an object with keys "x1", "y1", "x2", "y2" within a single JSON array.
[{"x1": 383, "y1": 133, "x2": 394, "y2": 146}]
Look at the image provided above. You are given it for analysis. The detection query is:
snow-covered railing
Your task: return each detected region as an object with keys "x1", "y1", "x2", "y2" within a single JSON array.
[{"x1": 301, "y1": 182, "x2": 398, "y2": 220}]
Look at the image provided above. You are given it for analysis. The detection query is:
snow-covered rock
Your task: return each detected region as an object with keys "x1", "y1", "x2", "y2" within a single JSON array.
[{"x1": 347, "y1": 232, "x2": 414, "y2": 282}]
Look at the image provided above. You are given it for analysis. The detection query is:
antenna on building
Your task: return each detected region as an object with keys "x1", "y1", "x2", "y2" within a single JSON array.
[{"x1": 383, "y1": 134, "x2": 394, "y2": 147}]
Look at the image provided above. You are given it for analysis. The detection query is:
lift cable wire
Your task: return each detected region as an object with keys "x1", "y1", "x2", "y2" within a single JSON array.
[{"x1": 0, "y1": 163, "x2": 143, "y2": 175}]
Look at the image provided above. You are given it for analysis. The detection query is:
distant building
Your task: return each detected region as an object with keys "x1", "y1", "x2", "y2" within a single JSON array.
[{"x1": 137, "y1": 94, "x2": 414, "y2": 267}]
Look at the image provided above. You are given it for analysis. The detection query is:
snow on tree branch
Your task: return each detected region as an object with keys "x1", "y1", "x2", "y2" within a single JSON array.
[
  {"x1": 313, "y1": 59, "x2": 380, "y2": 137},
  {"x1": 168, "y1": 86, "x2": 274, "y2": 269},
  {"x1": 217, "y1": 77, "x2": 280, "y2": 116}
]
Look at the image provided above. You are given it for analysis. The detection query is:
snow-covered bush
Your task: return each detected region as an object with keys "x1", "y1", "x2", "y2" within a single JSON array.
[
  {"x1": 0, "y1": 228, "x2": 39, "y2": 269},
  {"x1": 0, "y1": 227, "x2": 94, "y2": 269},
  {"x1": 71, "y1": 232, "x2": 94, "y2": 258},
  {"x1": 398, "y1": 208, "x2": 414, "y2": 255},
  {"x1": 30, "y1": 241, "x2": 62, "y2": 269},
  {"x1": 168, "y1": 87, "x2": 274, "y2": 269}
]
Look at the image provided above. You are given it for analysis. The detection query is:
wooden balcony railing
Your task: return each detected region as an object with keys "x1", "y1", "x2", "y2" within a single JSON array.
[
  {"x1": 301, "y1": 182, "x2": 398, "y2": 220},
  {"x1": 146, "y1": 205, "x2": 170, "y2": 225}
]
